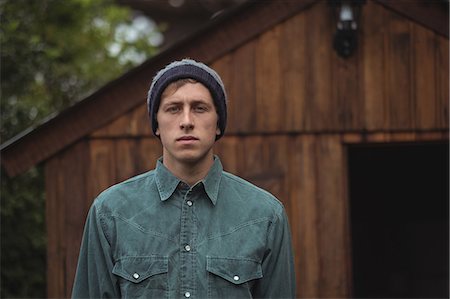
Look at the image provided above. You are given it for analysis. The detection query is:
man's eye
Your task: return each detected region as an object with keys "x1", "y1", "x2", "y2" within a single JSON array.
[
  {"x1": 194, "y1": 106, "x2": 207, "y2": 112},
  {"x1": 167, "y1": 106, "x2": 180, "y2": 113}
]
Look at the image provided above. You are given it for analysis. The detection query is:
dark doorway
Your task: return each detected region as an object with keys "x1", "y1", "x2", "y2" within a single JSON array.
[{"x1": 348, "y1": 142, "x2": 449, "y2": 298}]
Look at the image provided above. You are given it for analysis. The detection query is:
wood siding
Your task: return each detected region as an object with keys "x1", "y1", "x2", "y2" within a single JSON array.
[
  {"x1": 91, "y1": 1, "x2": 448, "y2": 138},
  {"x1": 45, "y1": 1, "x2": 449, "y2": 298}
]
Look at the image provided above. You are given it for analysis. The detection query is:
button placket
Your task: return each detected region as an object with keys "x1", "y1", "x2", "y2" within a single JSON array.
[{"x1": 180, "y1": 185, "x2": 196, "y2": 298}]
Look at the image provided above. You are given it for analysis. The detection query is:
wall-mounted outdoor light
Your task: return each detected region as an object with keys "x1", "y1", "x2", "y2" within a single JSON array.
[{"x1": 329, "y1": 0, "x2": 366, "y2": 58}]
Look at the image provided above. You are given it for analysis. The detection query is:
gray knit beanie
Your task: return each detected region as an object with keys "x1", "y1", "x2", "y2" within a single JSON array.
[{"x1": 147, "y1": 59, "x2": 227, "y2": 140}]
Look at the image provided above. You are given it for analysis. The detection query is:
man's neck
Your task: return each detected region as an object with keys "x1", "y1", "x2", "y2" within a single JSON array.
[{"x1": 163, "y1": 154, "x2": 215, "y2": 186}]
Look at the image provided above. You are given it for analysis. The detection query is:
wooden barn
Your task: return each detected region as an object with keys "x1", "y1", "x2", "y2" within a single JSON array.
[{"x1": 1, "y1": 0, "x2": 449, "y2": 298}]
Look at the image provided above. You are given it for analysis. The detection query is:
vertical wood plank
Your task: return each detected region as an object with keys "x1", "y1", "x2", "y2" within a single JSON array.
[
  {"x1": 362, "y1": 1, "x2": 388, "y2": 130},
  {"x1": 332, "y1": 48, "x2": 362, "y2": 130},
  {"x1": 386, "y1": 11, "x2": 414, "y2": 130},
  {"x1": 316, "y1": 135, "x2": 351, "y2": 297},
  {"x1": 280, "y1": 12, "x2": 307, "y2": 131},
  {"x1": 413, "y1": 23, "x2": 437, "y2": 129},
  {"x1": 46, "y1": 140, "x2": 90, "y2": 298},
  {"x1": 63, "y1": 141, "x2": 89, "y2": 297},
  {"x1": 256, "y1": 26, "x2": 283, "y2": 132},
  {"x1": 238, "y1": 135, "x2": 266, "y2": 185},
  {"x1": 265, "y1": 136, "x2": 289, "y2": 207},
  {"x1": 87, "y1": 140, "x2": 117, "y2": 201},
  {"x1": 235, "y1": 136, "x2": 289, "y2": 203},
  {"x1": 136, "y1": 137, "x2": 162, "y2": 173},
  {"x1": 332, "y1": 15, "x2": 364, "y2": 132},
  {"x1": 46, "y1": 157, "x2": 66, "y2": 298},
  {"x1": 115, "y1": 139, "x2": 138, "y2": 182},
  {"x1": 214, "y1": 136, "x2": 240, "y2": 174},
  {"x1": 289, "y1": 134, "x2": 320, "y2": 298},
  {"x1": 436, "y1": 35, "x2": 449, "y2": 128},
  {"x1": 132, "y1": 103, "x2": 153, "y2": 137},
  {"x1": 304, "y1": 1, "x2": 334, "y2": 131},
  {"x1": 231, "y1": 41, "x2": 257, "y2": 133}
]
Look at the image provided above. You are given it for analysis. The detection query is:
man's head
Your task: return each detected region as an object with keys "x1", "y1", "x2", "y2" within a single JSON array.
[{"x1": 147, "y1": 59, "x2": 227, "y2": 140}]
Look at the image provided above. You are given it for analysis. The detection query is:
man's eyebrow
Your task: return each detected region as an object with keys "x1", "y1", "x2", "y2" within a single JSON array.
[
  {"x1": 191, "y1": 99, "x2": 212, "y2": 105},
  {"x1": 162, "y1": 98, "x2": 212, "y2": 105},
  {"x1": 160, "y1": 99, "x2": 182, "y2": 106}
]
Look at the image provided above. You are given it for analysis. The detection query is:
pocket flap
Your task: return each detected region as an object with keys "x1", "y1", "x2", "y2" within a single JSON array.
[
  {"x1": 113, "y1": 256, "x2": 168, "y2": 283},
  {"x1": 206, "y1": 256, "x2": 262, "y2": 285}
]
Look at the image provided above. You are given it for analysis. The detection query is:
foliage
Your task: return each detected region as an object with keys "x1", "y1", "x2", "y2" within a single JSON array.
[
  {"x1": 1, "y1": 0, "x2": 162, "y2": 141},
  {"x1": 0, "y1": 0, "x2": 161, "y2": 297},
  {"x1": 0, "y1": 167, "x2": 46, "y2": 298}
]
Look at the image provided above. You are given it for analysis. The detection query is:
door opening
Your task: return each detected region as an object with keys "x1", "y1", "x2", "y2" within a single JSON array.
[{"x1": 348, "y1": 142, "x2": 449, "y2": 298}]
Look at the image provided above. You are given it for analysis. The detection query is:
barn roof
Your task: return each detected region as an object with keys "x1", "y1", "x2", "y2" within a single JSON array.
[{"x1": 1, "y1": 0, "x2": 448, "y2": 177}]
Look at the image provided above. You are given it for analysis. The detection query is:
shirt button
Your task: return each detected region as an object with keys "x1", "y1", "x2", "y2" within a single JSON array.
[
  {"x1": 133, "y1": 273, "x2": 140, "y2": 280},
  {"x1": 185, "y1": 245, "x2": 191, "y2": 252},
  {"x1": 184, "y1": 291, "x2": 191, "y2": 298},
  {"x1": 233, "y1": 275, "x2": 240, "y2": 281},
  {"x1": 186, "y1": 200, "x2": 193, "y2": 206}
]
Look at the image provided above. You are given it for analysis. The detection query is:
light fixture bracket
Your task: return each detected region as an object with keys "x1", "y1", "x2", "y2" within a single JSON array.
[{"x1": 329, "y1": 0, "x2": 366, "y2": 58}]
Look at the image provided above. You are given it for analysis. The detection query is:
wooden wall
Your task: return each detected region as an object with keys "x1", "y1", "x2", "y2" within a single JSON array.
[{"x1": 45, "y1": 1, "x2": 449, "y2": 298}]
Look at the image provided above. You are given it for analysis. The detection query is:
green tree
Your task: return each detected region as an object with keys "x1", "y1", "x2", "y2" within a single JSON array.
[{"x1": 0, "y1": 0, "x2": 161, "y2": 297}]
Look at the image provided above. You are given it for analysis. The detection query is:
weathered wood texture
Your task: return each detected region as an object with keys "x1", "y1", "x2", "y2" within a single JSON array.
[
  {"x1": 2, "y1": 0, "x2": 447, "y2": 177},
  {"x1": 91, "y1": 1, "x2": 448, "y2": 138},
  {"x1": 46, "y1": 141, "x2": 89, "y2": 298},
  {"x1": 44, "y1": 1, "x2": 449, "y2": 298}
]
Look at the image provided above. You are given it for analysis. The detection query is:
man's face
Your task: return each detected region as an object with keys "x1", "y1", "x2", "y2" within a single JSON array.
[{"x1": 156, "y1": 82, "x2": 220, "y2": 167}]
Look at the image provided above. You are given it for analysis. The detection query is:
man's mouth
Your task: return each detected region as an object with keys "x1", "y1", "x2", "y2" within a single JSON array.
[{"x1": 177, "y1": 136, "x2": 199, "y2": 142}]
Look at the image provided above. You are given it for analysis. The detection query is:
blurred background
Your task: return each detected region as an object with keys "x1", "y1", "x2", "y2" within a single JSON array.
[{"x1": 1, "y1": 0, "x2": 448, "y2": 298}]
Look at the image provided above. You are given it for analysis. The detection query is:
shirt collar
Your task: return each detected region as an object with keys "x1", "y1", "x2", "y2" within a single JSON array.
[
  {"x1": 201, "y1": 156, "x2": 222, "y2": 205},
  {"x1": 155, "y1": 157, "x2": 180, "y2": 202},
  {"x1": 155, "y1": 156, "x2": 223, "y2": 205}
]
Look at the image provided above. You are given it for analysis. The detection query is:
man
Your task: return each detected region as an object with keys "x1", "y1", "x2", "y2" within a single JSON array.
[{"x1": 72, "y1": 59, "x2": 296, "y2": 298}]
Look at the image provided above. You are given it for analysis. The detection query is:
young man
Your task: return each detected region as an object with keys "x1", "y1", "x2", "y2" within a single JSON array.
[{"x1": 72, "y1": 59, "x2": 296, "y2": 298}]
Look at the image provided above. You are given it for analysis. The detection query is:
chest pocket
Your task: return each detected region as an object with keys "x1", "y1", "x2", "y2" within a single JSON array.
[
  {"x1": 206, "y1": 256, "x2": 262, "y2": 298},
  {"x1": 113, "y1": 256, "x2": 168, "y2": 298}
]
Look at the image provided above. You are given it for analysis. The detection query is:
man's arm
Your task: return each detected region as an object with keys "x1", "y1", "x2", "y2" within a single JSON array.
[
  {"x1": 253, "y1": 207, "x2": 296, "y2": 298},
  {"x1": 71, "y1": 203, "x2": 119, "y2": 298}
]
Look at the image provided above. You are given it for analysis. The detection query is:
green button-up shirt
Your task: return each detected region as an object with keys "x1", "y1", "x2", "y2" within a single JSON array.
[{"x1": 72, "y1": 156, "x2": 296, "y2": 298}]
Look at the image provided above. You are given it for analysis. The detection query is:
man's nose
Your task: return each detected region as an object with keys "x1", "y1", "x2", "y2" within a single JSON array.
[{"x1": 179, "y1": 110, "x2": 194, "y2": 130}]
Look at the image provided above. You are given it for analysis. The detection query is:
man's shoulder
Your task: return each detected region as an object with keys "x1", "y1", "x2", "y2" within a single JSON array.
[
  {"x1": 220, "y1": 171, "x2": 284, "y2": 215},
  {"x1": 93, "y1": 169, "x2": 157, "y2": 210}
]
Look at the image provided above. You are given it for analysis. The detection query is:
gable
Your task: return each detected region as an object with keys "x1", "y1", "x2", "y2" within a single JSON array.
[
  {"x1": 92, "y1": 0, "x2": 449, "y2": 137},
  {"x1": 1, "y1": 0, "x2": 448, "y2": 177}
]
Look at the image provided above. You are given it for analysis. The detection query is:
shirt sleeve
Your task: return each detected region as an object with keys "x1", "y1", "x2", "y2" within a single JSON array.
[
  {"x1": 71, "y1": 203, "x2": 120, "y2": 298},
  {"x1": 253, "y1": 206, "x2": 296, "y2": 298}
]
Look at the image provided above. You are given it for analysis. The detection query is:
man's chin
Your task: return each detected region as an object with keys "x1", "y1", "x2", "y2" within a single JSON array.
[
  {"x1": 178, "y1": 154, "x2": 204, "y2": 165},
  {"x1": 176, "y1": 151, "x2": 213, "y2": 165}
]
